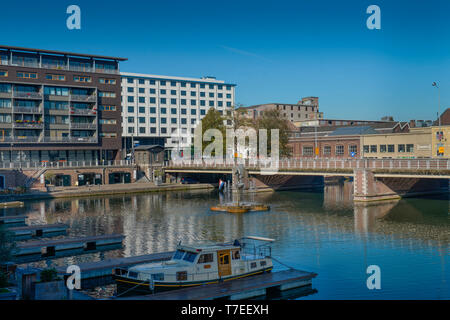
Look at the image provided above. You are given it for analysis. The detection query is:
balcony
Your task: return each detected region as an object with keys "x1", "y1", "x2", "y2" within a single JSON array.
[
  {"x1": 71, "y1": 94, "x2": 97, "y2": 103},
  {"x1": 13, "y1": 92, "x2": 42, "y2": 99},
  {"x1": 13, "y1": 107, "x2": 42, "y2": 114},
  {"x1": 0, "y1": 136, "x2": 41, "y2": 143},
  {"x1": 70, "y1": 123, "x2": 97, "y2": 130},
  {"x1": 2, "y1": 60, "x2": 119, "y2": 74},
  {"x1": 70, "y1": 108, "x2": 97, "y2": 116},
  {"x1": 13, "y1": 121, "x2": 44, "y2": 129},
  {"x1": 41, "y1": 136, "x2": 98, "y2": 143}
]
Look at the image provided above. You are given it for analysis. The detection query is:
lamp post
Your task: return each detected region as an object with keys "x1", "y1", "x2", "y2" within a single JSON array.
[
  {"x1": 432, "y1": 82, "x2": 441, "y2": 127},
  {"x1": 432, "y1": 82, "x2": 442, "y2": 157}
]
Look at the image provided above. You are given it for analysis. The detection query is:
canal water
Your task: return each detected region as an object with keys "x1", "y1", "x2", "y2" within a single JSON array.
[{"x1": 3, "y1": 183, "x2": 449, "y2": 299}]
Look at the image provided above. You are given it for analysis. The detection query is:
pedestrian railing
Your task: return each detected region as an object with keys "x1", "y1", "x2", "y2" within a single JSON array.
[{"x1": 0, "y1": 159, "x2": 135, "y2": 169}]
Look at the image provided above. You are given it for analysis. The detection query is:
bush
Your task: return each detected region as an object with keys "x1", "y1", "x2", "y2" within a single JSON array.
[{"x1": 40, "y1": 268, "x2": 59, "y2": 283}]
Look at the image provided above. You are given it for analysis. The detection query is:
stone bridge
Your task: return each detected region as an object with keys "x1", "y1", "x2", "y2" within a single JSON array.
[{"x1": 165, "y1": 158, "x2": 450, "y2": 202}]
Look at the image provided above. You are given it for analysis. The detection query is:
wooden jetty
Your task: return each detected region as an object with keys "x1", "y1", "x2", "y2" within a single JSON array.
[
  {"x1": 14, "y1": 234, "x2": 125, "y2": 258},
  {"x1": 118, "y1": 269, "x2": 317, "y2": 300},
  {"x1": 0, "y1": 215, "x2": 27, "y2": 226},
  {"x1": 55, "y1": 251, "x2": 174, "y2": 289},
  {"x1": 0, "y1": 201, "x2": 24, "y2": 208},
  {"x1": 8, "y1": 223, "x2": 68, "y2": 240}
]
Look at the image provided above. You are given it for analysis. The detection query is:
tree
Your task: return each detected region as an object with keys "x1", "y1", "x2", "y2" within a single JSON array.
[
  {"x1": 199, "y1": 108, "x2": 226, "y2": 156},
  {"x1": 256, "y1": 109, "x2": 291, "y2": 157}
]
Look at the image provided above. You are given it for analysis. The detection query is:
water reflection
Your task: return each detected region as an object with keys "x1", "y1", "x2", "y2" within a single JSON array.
[{"x1": 3, "y1": 183, "x2": 449, "y2": 299}]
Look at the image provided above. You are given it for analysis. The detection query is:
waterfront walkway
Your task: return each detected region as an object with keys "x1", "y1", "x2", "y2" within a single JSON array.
[{"x1": 0, "y1": 182, "x2": 215, "y2": 202}]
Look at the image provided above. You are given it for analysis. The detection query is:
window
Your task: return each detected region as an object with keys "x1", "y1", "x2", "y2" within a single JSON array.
[
  {"x1": 139, "y1": 88, "x2": 145, "y2": 94},
  {"x1": 182, "y1": 252, "x2": 198, "y2": 263},
  {"x1": 398, "y1": 144, "x2": 406, "y2": 153},
  {"x1": 171, "y1": 108, "x2": 177, "y2": 114},
  {"x1": 198, "y1": 253, "x2": 214, "y2": 263},
  {"x1": 160, "y1": 98, "x2": 166, "y2": 104},
  {"x1": 171, "y1": 118, "x2": 177, "y2": 124},
  {"x1": 209, "y1": 101, "x2": 214, "y2": 107},
  {"x1": 388, "y1": 145, "x2": 395, "y2": 153},
  {"x1": 17, "y1": 72, "x2": 37, "y2": 79},
  {"x1": 46, "y1": 74, "x2": 65, "y2": 81},
  {"x1": 128, "y1": 96, "x2": 134, "y2": 103},
  {"x1": 260, "y1": 261, "x2": 267, "y2": 266},
  {"x1": 139, "y1": 127, "x2": 146, "y2": 134},
  {"x1": 181, "y1": 91, "x2": 186, "y2": 96},
  {"x1": 349, "y1": 145, "x2": 357, "y2": 155},
  {"x1": 161, "y1": 127, "x2": 167, "y2": 134},
  {"x1": 128, "y1": 106, "x2": 134, "y2": 113},
  {"x1": 160, "y1": 107, "x2": 166, "y2": 114},
  {"x1": 128, "y1": 127, "x2": 134, "y2": 134},
  {"x1": 150, "y1": 88, "x2": 156, "y2": 94},
  {"x1": 127, "y1": 87, "x2": 134, "y2": 93},
  {"x1": 181, "y1": 109, "x2": 187, "y2": 115},
  {"x1": 200, "y1": 92, "x2": 205, "y2": 97},
  {"x1": 200, "y1": 109, "x2": 206, "y2": 115},
  {"x1": 250, "y1": 262, "x2": 257, "y2": 269},
  {"x1": 181, "y1": 99, "x2": 186, "y2": 105},
  {"x1": 0, "y1": 70, "x2": 7, "y2": 77},
  {"x1": 191, "y1": 91, "x2": 196, "y2": 97},
  {"x1": 138, "y1": 79, "x2": 145, "y2": 85},
  {"x1": 173, "y1": 250, "x2": 185, "y2": 259},
  {"x1": 98, "y1": 77, "x2": 115, "y2": 85},
  {"x1": 370, "y1": 145, "x2": 377, "y2": 153},
  {"x1": 191, "y1": 109, "x2": 196, "y2": 115},
  {"x1": 170, "y1": 81, "x2": 176, "y2": 87},
  {"x1": 323, "y1": 146, "x2": 331, "y2": 156},
  {"x1": 190, "y1": 83, "x2": 196, "y2": 88},
  {"x1": 171, "y1": 90, "x2": 176, "y2": 95},
  {"x1": 99, "y1": 105, "x2": 116, "y2": 111},
  {"x1": 363, "y1": 145, "x2": 370, "y2": 153},
  {"x1": 160, "y1": 80, "x2": 166, "y2": 86},
  {"x1": 99, "y1": 119, "x2": 117, "y2": 125},
  {"x1": 139, "y1": 97, "x2": 145, "y2": 103},
  {"x1": 149, "y1": 80, "x2": 156, "y2": 85},
  {"x1": 73, "y1": 75, "x2": 91, "y2": 82},
  {"x1": 209, "y1": 92, "x2": 214, "y2": 98},
  {"x1": 150, "y1": 107, "x2": 156, "y2": 113},
  {"x1": 151, "y1": 273, "x2": 164, "y2": 281},
  {"x1": 380, "y1": 145, "x2": 387, "y2": 153},
  {"x1": 150, "y1": 117, "x2": 156, "y2": 123},
  {"x1": 209, "y1": 84, "x2": 214, "y2": 89},
  {"x1": 406, "y1": 144, "x2": 414, "y2": 152},
  {"x1": 99, "y1": 133, "x2": 117, "y2": 138},
  {"x1": 128, "y1": 116, "x2": 134, "y2": 123},
  {"x1": 161, "y1": 118, "x2": 167, "y2": 124},
  {"x1": 139, "y1": 107, "x2": 145, "y2": 113},
  {"x1": 171, "y1": 98, "x2": 177, "y2": 105},
  {"x1": 232, "y1": 250, "x2": 240, "y2": 260},
  {"x1": 99, "y1": 91, "x2": 116, "y2": 98},
  {"x1": 150, "y1": 97, "x2": 156, "y2": 104},
  {"x1": 181, "y1": 118, "x2": 187, "y2": 124},
  {"x1": 191, "y1": 100, "x2": 197, "y2": 106},
  {"x1": 45, "y1": 86, "x2": 69, "y2": 96},
  {"x1": 180, "y1": 82, "x2": 186, "y2": 87},
  {"x1": 336, "y1": 145, "x2": 345, "y2": 155},
  {"x1": 127, "y1": 78, "x2": 133, "y2": 84},
  {"x1": 176, "y1": 271, "x2": 187, "y2": 281},
  {"x1": 139, "y1": 117, "x2": 145, "y2": 124},
  {"x1": 303, "y1": 146, "x2": 314, "y2": 156},
  {"x1": 160, "y1": 89, "x2": 166, "y2": 95}
]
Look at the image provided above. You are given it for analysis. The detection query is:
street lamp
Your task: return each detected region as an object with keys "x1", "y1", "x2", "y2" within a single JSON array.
[{"x1": 432, "y1": 82, "x2": 440, "y2": 127}]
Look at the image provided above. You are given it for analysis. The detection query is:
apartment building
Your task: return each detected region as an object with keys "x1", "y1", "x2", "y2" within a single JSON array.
[
  {"x1": 0, "y1": 45, "x2": 126, "y2": 162},
  {"x1": 239, "y1": 97, "x2": 323, "y2": 123},
  {"x1": 120, "y1": 72, "x2": 236, "y2": 152}
]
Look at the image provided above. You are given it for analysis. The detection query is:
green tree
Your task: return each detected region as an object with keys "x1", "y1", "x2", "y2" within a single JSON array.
[
  {"x1": 256, "y1": 109, "x2": 291, "y2": 157},
  {"x1": 199, "y1": 108, "x2": 226, "y2": 156}
]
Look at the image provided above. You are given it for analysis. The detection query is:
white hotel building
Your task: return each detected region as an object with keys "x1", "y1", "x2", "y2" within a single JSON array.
[{"x1": 120, "y1": 72, "x2": 236, "y2": 154}]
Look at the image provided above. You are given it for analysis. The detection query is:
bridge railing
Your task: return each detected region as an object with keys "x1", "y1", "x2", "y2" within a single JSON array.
[
  {"x1": 0, "y1": 159, "x2": 135, "y2": 169},
  {"x1": 167, "y1": 158, "x2": 450, "y2": 171}
]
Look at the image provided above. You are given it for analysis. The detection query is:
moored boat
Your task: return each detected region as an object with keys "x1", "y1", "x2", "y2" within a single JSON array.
[{"x1": 114, "y1": 236, "x2": 274, "y2": 296}]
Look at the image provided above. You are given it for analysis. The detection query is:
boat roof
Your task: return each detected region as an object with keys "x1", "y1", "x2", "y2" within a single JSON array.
[{"x1": 177, "y1": 242, "x2": 240, "y2": 253}]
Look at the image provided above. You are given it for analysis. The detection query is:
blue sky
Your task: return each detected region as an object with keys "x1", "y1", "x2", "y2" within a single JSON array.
[{"x1": 0, "y1": 0, "x2": 449, "y2": 121}]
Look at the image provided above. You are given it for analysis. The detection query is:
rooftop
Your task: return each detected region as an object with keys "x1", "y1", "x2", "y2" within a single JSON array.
[
  {"x1": 0, "y1": 45, "x2": 127, "y2": 61},
  {"x1": 121, "y1": 72, "x2": 236, "y2": 86}
]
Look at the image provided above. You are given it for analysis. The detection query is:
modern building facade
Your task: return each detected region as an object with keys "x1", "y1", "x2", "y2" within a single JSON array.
[
  {"x1": 120, "y1": 72, "x2": 236, "y2": 153},
  {"x1": 239, "y1": 97, "x2": 323, "y2": 123},
  {"x1": 0, "y1": 45, "x2": 126, "y2": 163}
]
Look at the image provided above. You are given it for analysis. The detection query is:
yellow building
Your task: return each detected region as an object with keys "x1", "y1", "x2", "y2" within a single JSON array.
[{"x1": 361, "y1": 127, "x2": 432, "y2": 159}]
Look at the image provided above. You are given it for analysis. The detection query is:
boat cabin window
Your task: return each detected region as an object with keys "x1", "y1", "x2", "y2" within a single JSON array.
[
  {"x1": 176, "y1": 271, "x2": 187, "y2": 281},
  {"x1": 232, "y1": 249, "x2": 240, "y2": 260},
  {"x1": 151, "y1": 273, "x2": 164, "y2": 281},
  {"x1": 128, "y1": 271, "x2": 138, "y2": 278},
  {"x1": 173, "y1": 250, "x2": 186, "y2": 260},
  {"x1": 182, "y1": 251, "x2": 198, "y2": 263},
  {"x1": 197, "y1": 253, "x2": 214, "y2": 264}
]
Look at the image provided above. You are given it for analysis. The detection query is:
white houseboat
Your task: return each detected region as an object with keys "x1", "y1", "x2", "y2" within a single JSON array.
[{"x1": 114, "y1": 236, "x2": 274, "y2": 296}]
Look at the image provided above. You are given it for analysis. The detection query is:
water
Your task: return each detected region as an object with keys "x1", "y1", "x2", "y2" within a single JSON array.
[{"x1": 2, "y1": 183, "x2": 449, "y2": 299}]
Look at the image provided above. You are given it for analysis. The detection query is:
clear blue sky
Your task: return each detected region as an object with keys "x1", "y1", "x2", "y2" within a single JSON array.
[{"x1": 0, "y1": 0, "x2": 449, "y2": 121}]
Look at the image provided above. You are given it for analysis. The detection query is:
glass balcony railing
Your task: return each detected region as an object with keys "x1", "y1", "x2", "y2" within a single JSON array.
[
  {"x1": 2, "y1": 59, "x2": 118, "y2": 74},
  {"x1": 70, "y1": 123, "x2": 97, "y2": 130},
  {"x1": 13, "y1": 91, "x2": 42, "y2": 99}
]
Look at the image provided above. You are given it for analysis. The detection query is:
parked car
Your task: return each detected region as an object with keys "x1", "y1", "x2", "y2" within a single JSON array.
[{"x1": 181, "y1": 177, "x2": 199, "y2": 184}]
